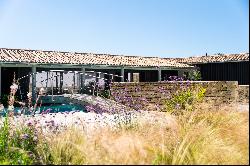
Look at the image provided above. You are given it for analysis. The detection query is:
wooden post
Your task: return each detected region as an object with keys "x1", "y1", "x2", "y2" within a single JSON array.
[
  {"x1": 51, "y1": 71, "x2": 54, "y2": 101},
  {"x1": 158, "y1": 68, "x2": 162, "y2": 81},
  {"x1": 55, "y1": 72, "x2": 58, "y2": 94},
  {"x1": 0, "y1": 65, "x2": 1, "y2": 98},
  {"x1": 121, "y1": 67, "x2": 125, "y2": 82},
  {"x1": 32, "y1": 65, "x2": 36, "y2": 102},
  {"x1": 73, "y1": 72, "x2": 75, "y2": 91},
  {"x1": 81, "y1": 67, "x2": 86, "y2": 88},
  {"x1": 60, "y1": 72, "x2": 63, "y2": 94}
]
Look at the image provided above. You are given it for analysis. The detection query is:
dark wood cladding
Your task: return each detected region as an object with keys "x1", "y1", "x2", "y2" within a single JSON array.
[
  {"x1": 124, "y1": 70, "x2": 178, "y2": 82},
  {"x1": 1, "y1": 67, "x2": 31, "y2": 100},
  {"x1": 195, "y1": 61, "x2": 249, "y2": 85},
  {"x1": 124, "y1": 70, "x2": 158, "y2": 82}
]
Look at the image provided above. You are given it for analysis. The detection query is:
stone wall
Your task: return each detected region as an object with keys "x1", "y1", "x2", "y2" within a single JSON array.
[
  {"x1": 238, "y1": 85, "x2": 249, "y2": 104},
  {"x1": 110, "y1": 81, "x2": 239, "y2": 111}
]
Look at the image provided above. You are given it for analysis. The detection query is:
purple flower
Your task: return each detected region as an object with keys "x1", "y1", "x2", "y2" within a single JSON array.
[
  {"x1": 27, "y1": 121, "x2": 33, "y2": 126},
  {"x1": 21, "y1": 134, "x2": 29, "y2": 140},
  {"x1": 86, "y1": 105, "x2": 95, "y2": 112},
  {"x1": 50, "y1": 120, "x2": 55, "y2": 126}
]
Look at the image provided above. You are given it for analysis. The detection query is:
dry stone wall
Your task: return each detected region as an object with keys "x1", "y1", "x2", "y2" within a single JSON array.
[
  {"x1": 110, "y1": 81, "x2": 239, "y2": 111},
  {"x1": 238, "y1": 85, "x2": 249, "y2": 104}
]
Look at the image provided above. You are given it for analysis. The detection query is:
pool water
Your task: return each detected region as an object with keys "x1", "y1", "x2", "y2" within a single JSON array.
[{"x1": 0, "y1": 104, "x2": 87, "y2": 116}]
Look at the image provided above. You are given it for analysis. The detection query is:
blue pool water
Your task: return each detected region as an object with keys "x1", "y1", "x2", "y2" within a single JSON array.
[{"x1": 0, "y1": 104, "x2": 87, "y2": 116}]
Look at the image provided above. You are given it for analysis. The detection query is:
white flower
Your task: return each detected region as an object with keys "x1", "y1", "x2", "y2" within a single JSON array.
[
  {"x1": 39, "y1": 87, "x2": 46, "y2": 95},
  {"x1": 10, "y1": 83, "x2": 18, "y2": 90},
  {"x1": 18, "y1": 102, "x2": 25, "y2": 106},
  {"x1": 7, "y1": 105, "x2": 14, "y2": 111},
  {"x1": 27, "y1": 92, "x2": 32, "y2": 98},
  {"x1": 40, "y1": 87, "x2": 45, "y2": 92}
]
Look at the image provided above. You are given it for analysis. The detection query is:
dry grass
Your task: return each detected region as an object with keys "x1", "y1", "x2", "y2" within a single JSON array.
[{"x1": 40, "y1": 105, "x2": 249, "y2": 165}]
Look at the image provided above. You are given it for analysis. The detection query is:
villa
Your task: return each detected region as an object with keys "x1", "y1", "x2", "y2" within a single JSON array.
[{"x1": 0, "y1": 48, "x2": 249, "y2": 101}]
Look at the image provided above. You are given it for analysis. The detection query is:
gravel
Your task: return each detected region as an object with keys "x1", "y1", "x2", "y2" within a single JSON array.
[
  {"x1": 237, "y1": 104, "x2": 249, "y2": 112},
  {"x1": 0, "y1": 110, "x2": 175, "y2": 136}
]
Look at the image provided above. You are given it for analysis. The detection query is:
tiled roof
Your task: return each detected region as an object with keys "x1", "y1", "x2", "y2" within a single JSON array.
[
  {"x1": 165, "y1": 53, "x2": 249, "y2": 64},
  {"x1": 0, "y1": 48, "x2": 190, "y2": 68}
]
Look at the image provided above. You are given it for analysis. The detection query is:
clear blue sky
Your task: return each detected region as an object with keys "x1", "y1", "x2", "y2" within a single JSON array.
[{"x1": 0, "y1": 0, "x2": 249, "y2": 58}]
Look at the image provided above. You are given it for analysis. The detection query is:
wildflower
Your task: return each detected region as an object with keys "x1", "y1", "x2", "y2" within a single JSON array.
[
  {"x1": 0, "y1": 104, "x2": 4, "y2": 112},
  {"x1": 10, "y1": 83, "x2": 18, "y2": 90},
  {"x1": 50, "y1": 120, "x2": 55, "y2": 126},
  {"x1": 27, "y1": 92, "x2": 32, "y2": 98},
  {"x1": 27, "y1": 121, "x2": 33, "y2": 126},
  {"x1": 21, "y1": 133, "x2": 29, "y2": 140},
  {"x1": 7, "y1": 105, "x2": 14, "y2": 113},
  {"x1": 18, "y1": 101, "x2": 25, "y2": 106},
  {"x1": 175, "y1": 103, "x2": 181, "y2": 110}
]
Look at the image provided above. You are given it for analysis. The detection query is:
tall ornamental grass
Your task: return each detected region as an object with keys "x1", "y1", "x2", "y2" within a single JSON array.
[{"x1": 40, "y1": 105, "x2": 249, "y2": 165}]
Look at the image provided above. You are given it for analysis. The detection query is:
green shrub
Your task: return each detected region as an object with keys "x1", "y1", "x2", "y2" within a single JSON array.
[
  {"x1": 188, "y1": 69, "x2": 202, "y2": 81},
  {"x1": 164, "y1": 86, "x2": 206, "y2": 115},
  {"x1": 0, "y1": 115, "x2": 51, "y2": 165},
  {"x1": 98, "y1": 89, "x2": 111, "y2": 99}
]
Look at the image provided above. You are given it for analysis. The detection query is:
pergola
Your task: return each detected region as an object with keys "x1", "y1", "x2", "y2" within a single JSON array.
[{"x1": 0, "y1": 48, "x2": 193, "y2": 99}]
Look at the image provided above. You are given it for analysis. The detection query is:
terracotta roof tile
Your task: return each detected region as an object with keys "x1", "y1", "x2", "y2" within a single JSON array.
[
  {"x1": 0, "y1": 48, "x2": 190, "y2": 68},
  {"x1": 2, "y1": 48, "x2": 246, "y2": 67},
  {"x1": 166, "y1": 53, "x2": 249, "y2": 64}
]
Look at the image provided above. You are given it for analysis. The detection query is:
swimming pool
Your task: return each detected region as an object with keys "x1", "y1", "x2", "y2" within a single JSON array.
[{"x1": 0, "y1": 103, "x2": 87, "y2": 116}]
